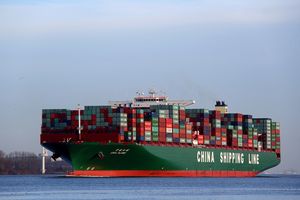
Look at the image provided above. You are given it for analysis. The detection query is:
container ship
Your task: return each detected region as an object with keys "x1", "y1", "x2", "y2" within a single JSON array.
[{"x1": 40, "y1": 90, "x2": 281, "y2": 177}]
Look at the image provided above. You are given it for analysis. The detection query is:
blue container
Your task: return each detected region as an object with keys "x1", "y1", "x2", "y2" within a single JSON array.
[{"x1": 173, "y1": 138, "x2": 180, "y2": 143}]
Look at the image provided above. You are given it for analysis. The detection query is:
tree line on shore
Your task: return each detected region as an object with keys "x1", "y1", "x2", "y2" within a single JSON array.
[{"x1": 0, "y1": 150, "x2": 72, "y2": 175}]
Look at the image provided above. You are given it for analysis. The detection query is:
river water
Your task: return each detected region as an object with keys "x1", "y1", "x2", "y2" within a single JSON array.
[{"x1": 0, "y1": 174, "x2": 299, "y2": 200}]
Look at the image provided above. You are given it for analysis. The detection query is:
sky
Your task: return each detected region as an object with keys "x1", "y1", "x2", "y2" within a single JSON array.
[{"x1": 0, "y1": 0, "x2": 299, "y2": 173}]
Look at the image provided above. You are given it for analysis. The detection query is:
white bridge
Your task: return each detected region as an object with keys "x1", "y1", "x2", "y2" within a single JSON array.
[{"x1": 109, "y1": 89, "x2": 195, "y2": 108}]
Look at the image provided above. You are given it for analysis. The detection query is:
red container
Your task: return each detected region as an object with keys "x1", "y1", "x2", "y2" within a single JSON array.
[
  {"x1": 166, "y1": 118, "x2": 173, "y2": 124},
  {"x1": 215, "y1": 132, "x2": 221, "y2": 137},
  {"x1": 159, "y1": 118, "x2": 165, "y2": 123},
  {"x1": 186, "y1": 134, "x2": 192, "y2": 139},
  {"x1": 180, "y1": 129, "x2": 185, "y2": 134},
  {"x1": 145, "y1": 127, "x2": 151, "y2": 131},
  {"x1": 166, "y1": 124, "x2": 172, "y2": 128},
  {"x1": 272, "y1": 142, "x2": 276, "y2": 146},
  {"x1": 137, "y1": 114, "x2": 144, "y2": 118},
  {"x1": 210, "y1": 110, "x2": 221, "y2": 119},
  {"x1": 145, "y1": 123, "x2": 152, "y2": 131},
  {"x1": 201, "y1": 118, "x2": 210, "y2": 124},
  {"x1": 212, "y1": 128, "x2": 221, "y2": 133},
  {"x1": 159, "y1": 133, "x2": 166, "y2": 141},
  {"x1": 186, "y1": 123, "x2": 192, "y2": 129},
  {"x1": 145, "y1": 121, "x2": 151, "y2": 126},
  {"x1": 204, "y1": 135, "x2": 210, "y2": 140},
  {"x1": 159, "y1": 127, "x2": 166, "y2": 132},
  {"x1": 118, "y1": 127, "x2": 128, "y2": 132},
  {"x1": 159, "y1": 130, "x2": 166, "y2": 135},
  {"x1": 137, "y1": 127, "x2": 145, "y2": 132},
  {"x1": 173, "y1": 124, "x2": 179, "y2": 129},
  {"x1": 234, "y1": 113, "x2": 243, "y2": 120}
]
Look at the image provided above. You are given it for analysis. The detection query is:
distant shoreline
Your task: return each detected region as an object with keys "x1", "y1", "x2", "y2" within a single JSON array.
[{"x1": 0, "y1": 150, "x2": 71, "y2": 175}]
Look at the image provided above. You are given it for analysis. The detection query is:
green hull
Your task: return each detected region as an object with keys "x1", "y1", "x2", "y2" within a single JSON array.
[{"x1": 42, "y1": 142, "x2": 280, "y2": 177}]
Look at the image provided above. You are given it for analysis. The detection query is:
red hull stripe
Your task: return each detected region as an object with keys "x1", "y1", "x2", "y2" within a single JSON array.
[{"x1": 68, "y1": 170, "x2": 258, "y2": 177}]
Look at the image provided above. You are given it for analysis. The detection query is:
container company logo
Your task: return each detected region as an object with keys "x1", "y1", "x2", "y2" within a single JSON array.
[{"x1": 196, "y1": 151, "x2": 260, "y2": 165}]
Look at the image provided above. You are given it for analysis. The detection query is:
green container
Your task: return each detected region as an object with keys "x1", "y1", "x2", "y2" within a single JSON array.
[
  {"x1": 186, "y1": 139, "x2": 192, "y2": 143},
  {"x1": 152, "y1": 132, "x2": 159, "y2": 136},
  {"x1": 173, "y1": 129, "x2": 179, "y2": 134},
  {"x1": 152, "y1": 118, "x2": 159, "y2": 123},
  {"x1": 159, "y1": 114, "x2": 166, "y2": 118},
  {"x1": 159, "y1": 110, "x2": 167, "y2": 114},
  {"x1": 137, "y1": 109, "x2": 144, "y2": 114},
  {"x1": 152, "y1": 127, "x2": 158, "y2": 132},
  {"x1": 145, "y1": 131, "x2": 152, "y2": 136},
  {"x1": 173, "y1": 119, "x2": 179, "y2": 124},
  {"x1": 152, "y1": 122, "x2": 158, "y2": 126},
  {"x1": 204, "y1": 140, "x2": 210, "y2": 145}
]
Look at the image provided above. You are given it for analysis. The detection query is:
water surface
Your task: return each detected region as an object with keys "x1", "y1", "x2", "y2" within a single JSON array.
[{"x1": 0, "y1": 175, "x2": 299, "y2": 200}]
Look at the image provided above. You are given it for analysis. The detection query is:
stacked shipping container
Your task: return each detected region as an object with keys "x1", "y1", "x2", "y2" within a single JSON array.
[
  {"x1": 41, "y1": 105, "x2": 280, "y2": 153},
  {"x1": 252, "y1": 118, "x2": 280, "y2": 154},
  {"x1": 271, "y1": 122, "x2": 281, "y2": 155}
]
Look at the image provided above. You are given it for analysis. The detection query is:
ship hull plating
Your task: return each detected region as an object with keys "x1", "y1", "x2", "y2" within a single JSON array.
[{"x1": 42, "y1": 142, "x2": 280, "y2": 177}]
